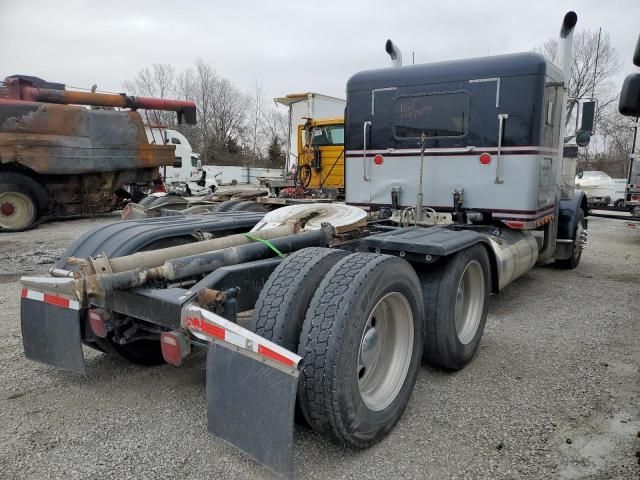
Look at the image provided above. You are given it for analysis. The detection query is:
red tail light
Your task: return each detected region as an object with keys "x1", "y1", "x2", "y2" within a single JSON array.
[
  {"x1": 88, "y1": 309, "x2": 108, "y2": 338},
  {"x1": 160, "y1": 331, "x2": 191, "y2": 367}
]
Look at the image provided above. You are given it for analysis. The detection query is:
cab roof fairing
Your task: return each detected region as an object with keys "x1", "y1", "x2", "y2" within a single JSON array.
[{"x1": 346, "y1": 52, "x2": 562, "y2": 93}]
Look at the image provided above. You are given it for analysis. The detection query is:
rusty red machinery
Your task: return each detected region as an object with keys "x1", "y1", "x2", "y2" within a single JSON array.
[{"x1": 0, "y1": 75, "x2": 196, "y2": 231}]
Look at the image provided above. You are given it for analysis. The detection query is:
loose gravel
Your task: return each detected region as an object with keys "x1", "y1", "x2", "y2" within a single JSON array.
[{"x1": 0, "y1": 213, "x2": 638, "y2": 479}]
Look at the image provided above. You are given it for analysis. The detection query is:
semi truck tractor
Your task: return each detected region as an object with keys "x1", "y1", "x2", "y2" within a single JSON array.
[
  {"x1": 0, "y1": 76, "x2": 196, "y2": 231},
  {"x1": 18, "y1": 11, "x2": 598, "y2": 479}
]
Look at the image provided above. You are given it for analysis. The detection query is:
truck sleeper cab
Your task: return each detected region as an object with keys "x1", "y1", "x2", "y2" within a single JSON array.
[{"x1": 346, "y1": 52, "x2": 569, "y2": 226}]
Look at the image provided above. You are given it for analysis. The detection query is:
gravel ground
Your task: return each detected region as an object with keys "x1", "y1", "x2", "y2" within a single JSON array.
[{"x1": 0, "y1": 213, "x2": 638, "y2": 479}]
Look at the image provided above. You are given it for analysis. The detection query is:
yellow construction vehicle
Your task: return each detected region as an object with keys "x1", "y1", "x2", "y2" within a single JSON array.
[{"x1": 295, "y1": 116, "x2": 344, "y2": 194}]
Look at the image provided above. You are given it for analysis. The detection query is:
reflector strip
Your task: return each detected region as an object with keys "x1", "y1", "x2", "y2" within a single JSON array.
[
  {"x1": 21, "y1": 288, "x2": 80, "y2": 310},
  {"x1": 183, "y1": 306, "x2": 301, "y2": 371},
  {"x1": 186, "y1": 316, "x2": 225, "y2": 340},
  {"x1": 258, "y1": 345, "x2": 295, "y2": 367}
]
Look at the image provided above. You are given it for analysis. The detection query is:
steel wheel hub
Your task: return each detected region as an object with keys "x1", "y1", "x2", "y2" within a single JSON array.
[
  {"x1": 0, "y1": 202, "x2": 15, "y2": 216},
  {"x1": 454, "y1": 260, "x2": 485, "y2": 345},
  {"x1": 357, "y1": 291, "x2": 414, "y2": 411},
  {"x1": 0, "y1": 191, "x2": 35, "y2": 230}
]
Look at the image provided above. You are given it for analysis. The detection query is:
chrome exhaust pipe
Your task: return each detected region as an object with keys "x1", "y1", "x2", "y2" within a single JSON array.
[
  {"x1": 557, "y1": 12, "x2": 578, "y2": 86},
  {"x1": 385, "y1": 39, "x2": 403, "y2": 68}
]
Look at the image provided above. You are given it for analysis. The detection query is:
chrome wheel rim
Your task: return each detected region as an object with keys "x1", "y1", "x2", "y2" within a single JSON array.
[
  {"x1": 575, "y1": 221, "x2": 585, "y2": 260},
  {"x1": 454, "y1": 260, "x2": 485, "y2": 345},
  {"x1": 357, "y1": 292, "x2": 414, "y2": 411},
  {"x1": 0, "y1": 191, "x2": 34, "y2": 230}
]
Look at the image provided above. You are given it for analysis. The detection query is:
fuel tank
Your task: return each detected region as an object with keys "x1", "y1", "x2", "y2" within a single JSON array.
[{"x1": 487, "y1": 229, "x2": 539, "y2": 290}]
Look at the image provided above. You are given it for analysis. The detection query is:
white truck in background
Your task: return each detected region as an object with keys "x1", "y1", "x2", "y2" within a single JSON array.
[
  {"x1": 145, "y1": 127, "x2": 219, "y2": 195},
  {"x1": 575, "y1": 170, "x2": 627, "y2": 208}
]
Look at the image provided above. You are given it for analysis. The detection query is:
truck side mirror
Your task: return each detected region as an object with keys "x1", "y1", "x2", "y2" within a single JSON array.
[
  {"x1": 197, "y1": 159, "x2": 202, "y2": 169},
  {"x1": 579, "y1": 100, "x2": 596, "y2": 134},
  {"x1": 176, "y1": 106, "x2": 197, "y2": 125},
  {"x1": 576, "y1": 131, "x2": 591, "y2": 147},
  {"x1": 619, "y1": 73, "x2": 640, "y2": 117}
]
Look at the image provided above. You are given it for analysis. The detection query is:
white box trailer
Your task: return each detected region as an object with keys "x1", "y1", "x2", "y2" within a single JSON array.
[{"x1": 274, "y1": 93, "x2": 345, "y2": 171}]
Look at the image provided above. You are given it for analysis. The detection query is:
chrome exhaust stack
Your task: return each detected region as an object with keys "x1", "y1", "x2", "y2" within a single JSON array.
[
  {"x1": 538, "y1": 11, "x2": 577, "y2": 263},
  {"x1": 557, "y1": 11, "x2": 578, "y2": 81},
  {"x1": 385, "y1": 39, "x2": 403, "y2": 68}
]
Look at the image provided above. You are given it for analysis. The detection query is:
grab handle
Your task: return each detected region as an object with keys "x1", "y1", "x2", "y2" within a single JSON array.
[
  {"x1": 363, "y1": 121, "x2": 371, "y2": 181},
  {"x1": 495, "y1": 114, "x2": 508, "y2": 184}
]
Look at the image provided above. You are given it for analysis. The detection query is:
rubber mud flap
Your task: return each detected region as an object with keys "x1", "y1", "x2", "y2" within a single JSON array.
[
  {"x1": 206, "y1": 343, "x2": 297, "y2": 479},
  {"x1": 21, "y1": 298, "x2": 86, "y2": 375}
]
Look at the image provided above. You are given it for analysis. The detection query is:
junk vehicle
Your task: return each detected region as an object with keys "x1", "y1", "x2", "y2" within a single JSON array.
[
  {"x1": 0, "y1": 75, "x2": 196, "y2": 231},
  {"x1": 19, "y1": 11, "x2": 593, "y2": 479}
]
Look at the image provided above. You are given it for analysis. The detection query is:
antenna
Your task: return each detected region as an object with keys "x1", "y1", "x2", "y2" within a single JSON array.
[{"x1": 591, "y1": 27, "x2": 602, "y2": 99}]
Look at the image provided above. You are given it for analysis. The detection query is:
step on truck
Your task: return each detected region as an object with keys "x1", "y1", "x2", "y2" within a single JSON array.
[{"x1": 19, "y1": 12, "x2": 596, "y2": 479}]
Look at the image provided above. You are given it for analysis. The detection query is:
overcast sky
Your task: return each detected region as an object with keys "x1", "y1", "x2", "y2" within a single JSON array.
[{"x1": 1, "y1": 0, "x2": 639, "y2": 104}]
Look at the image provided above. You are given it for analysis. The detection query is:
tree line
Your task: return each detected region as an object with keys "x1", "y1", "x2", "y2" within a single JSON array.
[{"x1": 124, "y1": 60, "x2": 287, "y2": 168}]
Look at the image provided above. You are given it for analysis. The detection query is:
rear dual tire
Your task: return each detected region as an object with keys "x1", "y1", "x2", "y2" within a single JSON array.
[
  {"x1": 252, "y1": 249, "x2": 425, "y2": 447},
  {"x1": 250, "y1": 247, "x2": 349, "y2": 352},
  {"x1": 296, "y1": 253, "x2": 424, "y2": 447}
]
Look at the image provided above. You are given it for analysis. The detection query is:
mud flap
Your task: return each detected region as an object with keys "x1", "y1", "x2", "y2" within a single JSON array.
[
  {"x1": 184, "y1": 304, "x2": 301, "y2": 479},
  {"x1": 206, "y1": 344, "x2": 298, "y2": 478},
  {"x1": 20, "y1": 296, "x2": 86, "y2": 375}
]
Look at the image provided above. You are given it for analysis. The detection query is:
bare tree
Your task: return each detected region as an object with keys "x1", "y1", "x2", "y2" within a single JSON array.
[
  {"x1": 260, "y1": 108, "x2": 289, "y2": 168},
  {"x1": 176, "y1": 59, "x2": 219, "y2": 162},
  {"x1": 536, "y1": 30, "x2": 622, "y2": 128},
  {"x1": 587, "y1": 102, "x2": 636, "y2": 177},
  {"x1": 260, "y1": 108, "x2": 288, "y2": 145},
  {"x1": 123, "y1": 64, "x2": 177, "y2": 131},
  {"x1": 126, "y1": 60, "x2": 289, "y2": 167},
  {"x1": 209, "y1": 77, "x2": 247, "y2": 149}
]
